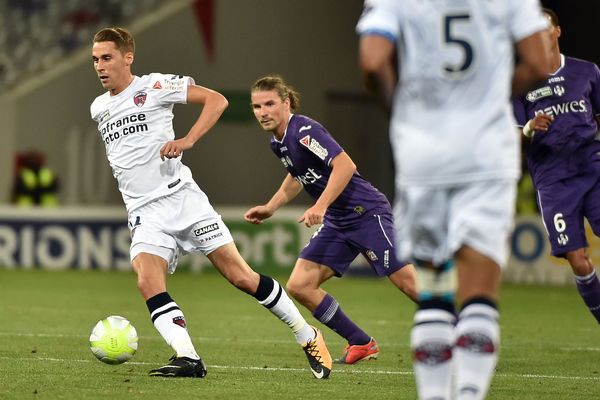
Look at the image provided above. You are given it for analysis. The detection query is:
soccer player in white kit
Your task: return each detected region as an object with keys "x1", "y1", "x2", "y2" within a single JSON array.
[
  {"x1": 90, "y1": 27, "x2": 332, "y2": 379},
  {"x1": 357, "y1": 1, "x2": 551, "y2": 398}
]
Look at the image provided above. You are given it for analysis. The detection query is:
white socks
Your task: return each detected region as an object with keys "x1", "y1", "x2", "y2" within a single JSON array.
[
  {"x1": 454, "y1": 303, "x2": 499, "y2": 400},
  {"x1": 411, "y1": 302, "x2": 499, "y2": 400},
  {"x1": 255, "y1": 276, "x2": 315, "y2": 345},
  {"x1": 411, "y1": 308, "x2": 456, "y2": 400},
  {"x1": 147, "y1": 292, "x2": 200, "y2": 360}
]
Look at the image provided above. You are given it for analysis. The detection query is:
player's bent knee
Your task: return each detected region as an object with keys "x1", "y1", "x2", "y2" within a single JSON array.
[
  {"x1": 566, "y1": 251, "x2": 594, "y2": 276},
  {"x1": 285, "y1": 279, "x2": 305, "y2": 300}
]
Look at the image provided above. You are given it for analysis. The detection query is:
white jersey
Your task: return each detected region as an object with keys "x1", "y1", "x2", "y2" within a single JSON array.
[
  {"x1": 356, "y1": 0, "x2": 547, "y2": 186},
  {"x1": 90, "y1": 73, "x2": 196, "y2": 212}
]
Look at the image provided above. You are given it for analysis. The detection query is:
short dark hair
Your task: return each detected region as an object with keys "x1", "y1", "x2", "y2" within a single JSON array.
[
  {"x1": 93, "y1": 27, "x2": 135, "y2": 55},
  {"x1": 542, "y1": 8, "x2": 559, "y2": 28},
  {"x1": 251, "y1": 75, "x2": 300, "y2": 112}
]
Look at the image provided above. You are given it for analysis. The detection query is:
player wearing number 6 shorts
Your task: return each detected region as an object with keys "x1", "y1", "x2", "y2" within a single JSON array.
[{"x1": 513, "y1": 8, "x2": 600, "y2": 325}]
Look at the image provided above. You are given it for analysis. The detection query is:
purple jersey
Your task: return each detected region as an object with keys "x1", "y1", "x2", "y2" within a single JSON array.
[
  {"x1": 271, "y1": 114, "x2": 390, "y2": 227},
  {"x1": 513, "y1": 55, "x2": 600, "y2": 188}
]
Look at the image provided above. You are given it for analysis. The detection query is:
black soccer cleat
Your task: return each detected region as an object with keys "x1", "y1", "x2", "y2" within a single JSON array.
[{"x1": 149, "y1": 355, "x2": 208, "y2": 378}]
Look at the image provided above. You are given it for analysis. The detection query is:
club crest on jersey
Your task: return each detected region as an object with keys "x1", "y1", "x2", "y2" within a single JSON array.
[
  {"x1": 553, "y1": 85, "x2": 565, "y2": 97},
  {"x1": 526, "y1": 86, "x2": 552, "y2": 102},
  {"x1": 133, "y1": 91, "x2": 147, "y2": 107},
  {"x1": 558, "y1": 233, "x2": 569, "y2": 246},
  {"x1": 299, "y1": 135, "x2": 328, "y2": 160}
]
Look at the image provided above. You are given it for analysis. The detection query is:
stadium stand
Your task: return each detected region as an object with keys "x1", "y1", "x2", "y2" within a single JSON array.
[{"x1": 0, "y1": 0, "x2": 164, "y2": 88}]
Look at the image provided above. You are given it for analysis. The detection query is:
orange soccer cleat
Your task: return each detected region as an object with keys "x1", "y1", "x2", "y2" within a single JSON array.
[{"x1": 335, "y1": 338, "x2": 379, "y2": 365}]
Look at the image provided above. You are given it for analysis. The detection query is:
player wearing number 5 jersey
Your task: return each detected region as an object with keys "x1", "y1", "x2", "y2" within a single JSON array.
[
  {"x1": 357, "y1": 0, "x2": 551, "y2": 399},
  {"x1": 513, "y1": 8, "x2": 600, "y2": 325},
  {"x1": 90, "y1": 27, "x2": 332, "y2": 379}
]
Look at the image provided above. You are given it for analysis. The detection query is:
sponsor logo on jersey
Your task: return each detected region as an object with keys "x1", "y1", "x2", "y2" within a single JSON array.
[
  {"x1": 299, "y1": 135, "x2": 328, "y2": 160},
  {"x1": 383, "y1": 250, "x2": 390, "y2": 269},
  {"x1": 366, "y1": 250, "x2": 378, "y2": 261},
  {"x1": 194, "y1": 223, "x2": 219, "y2": 236},
  {"x1": 100, "y1": 113, "x2": 149, "y2": 144},
  {"x1": 299, "y1": 125, "x2": 312, "y2": 133},
  {"x1": 155, "y1": 78, "x2": 186, "y2": 92},
  {"x1": 553, "y1": 85, "x2": 565, "y2": 97},
  {"x1": 280, "y1": 146, "x2": 288, "y2": 152},
  {"x1": 548, "y1": 76, "x2": 564, "y2": 83},
  {"x1": 294, "y1": 168, "x2": 323, "y2": 186},
  {"x1": 534, "y1": 99, "x2": 587, "y2": 118},
  {"x1": 526, "y1": 86, "x2": 552, "y2": 102},
  {"x1": 98, "y1": 110, "x2": 110, "y2": 123},
  {"x1": 133, "y1": 91, "x2": 147, "y2": 107}
]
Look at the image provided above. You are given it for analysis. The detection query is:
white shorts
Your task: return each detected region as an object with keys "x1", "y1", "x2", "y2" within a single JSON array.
[
  {"x1": 128, "y1": 182, "x2": 233, "y2": 273},
  {"x1": 394, "y1": 179, "x2": 517, "y2": 268}
]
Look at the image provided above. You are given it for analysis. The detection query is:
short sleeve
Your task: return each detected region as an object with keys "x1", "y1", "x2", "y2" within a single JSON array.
[
  {"x1": 148, "y1": 73, "x2": 192, "y2": 105},
  {"x1": 512, "y1": 97, "x2": 527, "y2": 127},
  {"x1": 508, "y1": 0, "x2": 548, "y2": 42},
  {"x1": 355, "y1": 0, "x2": 400, "y2": 43},
  {"x1": 589, "y1": 63, "x2": 600, "y2": 116}
]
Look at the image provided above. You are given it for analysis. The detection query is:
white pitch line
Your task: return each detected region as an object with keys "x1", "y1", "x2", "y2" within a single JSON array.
[
  {"x1": 1, "y1": 356, "x2": 599, "y2": 381},
  {"x1": 6, "y1": 332, "x2": 600, "y2": 353}
]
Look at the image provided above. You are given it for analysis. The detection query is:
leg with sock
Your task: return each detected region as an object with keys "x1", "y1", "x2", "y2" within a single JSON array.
[
  {"x1": 146, "y1": 292, "x2": 207, "y2": 378},
  {"x1": 574, "y1": 269, "x2": 600, "y2": 323},
  {"x1": 566, "y1": 249, "x2": 600, "y2": 323},
  {"x1": 454, "y1": 298, "x2": 499, "y2": 400},
  {"x1": 411, "y1": 300, "x2": 456, "y2": 400},
  {"x1": 312, "y1": 294, "x2": 378, "y2": 364},
  {"x1": 411, "y1": 260, "x2": 458, "y2": 400},
  {"x1": 253, "y1": 274, "x2": 332, "y2": 378},
  {"x1": 253, "y1": 274, "x2": 316, "y2": 344}
]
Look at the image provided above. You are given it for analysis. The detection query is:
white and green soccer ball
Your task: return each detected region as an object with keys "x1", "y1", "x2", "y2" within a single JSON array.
[{"x1": 89, "y1": 315, "x2": 138, "y2": 365}]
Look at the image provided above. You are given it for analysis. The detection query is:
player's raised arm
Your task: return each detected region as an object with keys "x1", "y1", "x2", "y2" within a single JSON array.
[
  {"x1": 358, "y1": 35, "x2": 396, "y2": 114},
  {"x1": 513, "y1": 31, "x2": 552, "y2": 96},
  {"x1": 244, "y1": 173, "x2": 303, "y2": 224},
  {"x1": 160, "y1": 85, "x2": 228, "y2": 160}
]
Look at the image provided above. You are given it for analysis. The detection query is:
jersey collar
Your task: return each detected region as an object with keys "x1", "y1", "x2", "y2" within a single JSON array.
[
  {"x1": 549, "y1": 54, "x2": 565, "y2": 76},
  {"x1": 273, "y1": 113, "x2": 294, "y2": 143}
]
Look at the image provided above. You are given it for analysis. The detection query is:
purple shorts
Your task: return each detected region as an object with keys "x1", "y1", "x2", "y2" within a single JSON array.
[
  {"x1": 537, "y1": 170, "x2": 600, "y2": 256},
  {"x1": 299, "y1": 212, "x2": 408, "y2": 277}
]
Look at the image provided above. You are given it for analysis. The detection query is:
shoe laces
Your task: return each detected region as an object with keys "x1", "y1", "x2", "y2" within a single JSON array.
[{"x1": 304, "y1": 339, "x2": 324, "y2": 363}]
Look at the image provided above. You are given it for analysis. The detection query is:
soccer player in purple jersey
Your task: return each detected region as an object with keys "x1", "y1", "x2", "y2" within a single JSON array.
[
  {"x1": 513, "y1": 8, "x2": 600, "y2": 324},
  {"x1": 245, "y1": 75, "x2": 417, "y2": 365}
]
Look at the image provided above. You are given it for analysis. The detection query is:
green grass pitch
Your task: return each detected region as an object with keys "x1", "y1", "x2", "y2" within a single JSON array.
[{"x1": 0, "y1": 268, "x2": 598, "y2": 399}]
